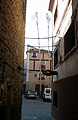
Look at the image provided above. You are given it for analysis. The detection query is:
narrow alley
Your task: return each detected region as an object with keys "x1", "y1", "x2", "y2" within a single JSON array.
[
  {"x1": 21, "y1": 96, "x2": 52, "y2": 120},
  {"x1": 0, "y1": 0, "x2": 78, "y2": 120}
]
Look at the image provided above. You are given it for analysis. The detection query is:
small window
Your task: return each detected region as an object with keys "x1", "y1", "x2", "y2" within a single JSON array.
[
  {"x1": 64, "y1": 20, "x2": 75, "y2": 56},
  {"x1": 32, "y1": 52, "x2": 37, "y2": 57}
]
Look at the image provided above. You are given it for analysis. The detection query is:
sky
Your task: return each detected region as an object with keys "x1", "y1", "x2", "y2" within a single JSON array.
[{"x1": 24, "y1": 0, "x2": 52, "y2": 58}]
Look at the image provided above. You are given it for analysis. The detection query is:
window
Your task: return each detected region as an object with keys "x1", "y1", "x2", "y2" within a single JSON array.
[
  {"x1": 32, "y1": 52, "x2": 37, "y2": 57},
  {"x1": 64, "y1": 20, "x2": 75, "y2": 56}
]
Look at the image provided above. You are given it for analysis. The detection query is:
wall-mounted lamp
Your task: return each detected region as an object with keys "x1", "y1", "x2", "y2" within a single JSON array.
[{"x1": 42, "y1": 69, "x2": 58, "y2": 76}]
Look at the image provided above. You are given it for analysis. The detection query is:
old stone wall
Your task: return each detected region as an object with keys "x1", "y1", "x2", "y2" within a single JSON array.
[{"x1": 0, "y1": 0, "x2": 26, "y2": 120}]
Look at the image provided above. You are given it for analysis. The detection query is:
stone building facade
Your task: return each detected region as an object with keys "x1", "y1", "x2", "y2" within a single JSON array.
[
  {"x1": 26, "y1": 45, "x2": 52, "y2": 95},
  {"x1": 0, "y1": 0, "x2": 26, "y2": 120},
  {"x1": 49, "y1": 0, "x2": 78, "y2": 120}
]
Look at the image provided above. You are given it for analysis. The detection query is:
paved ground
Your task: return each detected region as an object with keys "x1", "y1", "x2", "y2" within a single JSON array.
[{"x1": 21, "y1": 96, "x2": 52, "y2": 120}]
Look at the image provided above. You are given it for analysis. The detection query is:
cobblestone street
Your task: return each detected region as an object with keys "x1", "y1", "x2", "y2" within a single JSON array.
[{"x1": 21, "y1": 96, "x2": 52, "y2": 120}]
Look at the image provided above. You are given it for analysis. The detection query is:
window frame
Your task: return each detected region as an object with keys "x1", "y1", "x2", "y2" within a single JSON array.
[
  {"x1": 32, "y1": 52, "x2": 37, "y2": 58},
  {"x1": 64, "y1": 10, "x2": 78, "y2": 59}
]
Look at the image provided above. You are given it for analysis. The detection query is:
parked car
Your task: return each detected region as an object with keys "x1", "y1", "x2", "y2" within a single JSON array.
[
  {"x1": 25, "y1": 91, "x2": 37, "y2": 99},
  {"x1": 43, "y1": 88, "x2": 52, "y2": 101}
]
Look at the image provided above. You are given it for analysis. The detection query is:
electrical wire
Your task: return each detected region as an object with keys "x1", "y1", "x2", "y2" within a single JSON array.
[{"x1": 25, "y1": 36, "x2": 61, "y2": 39}]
